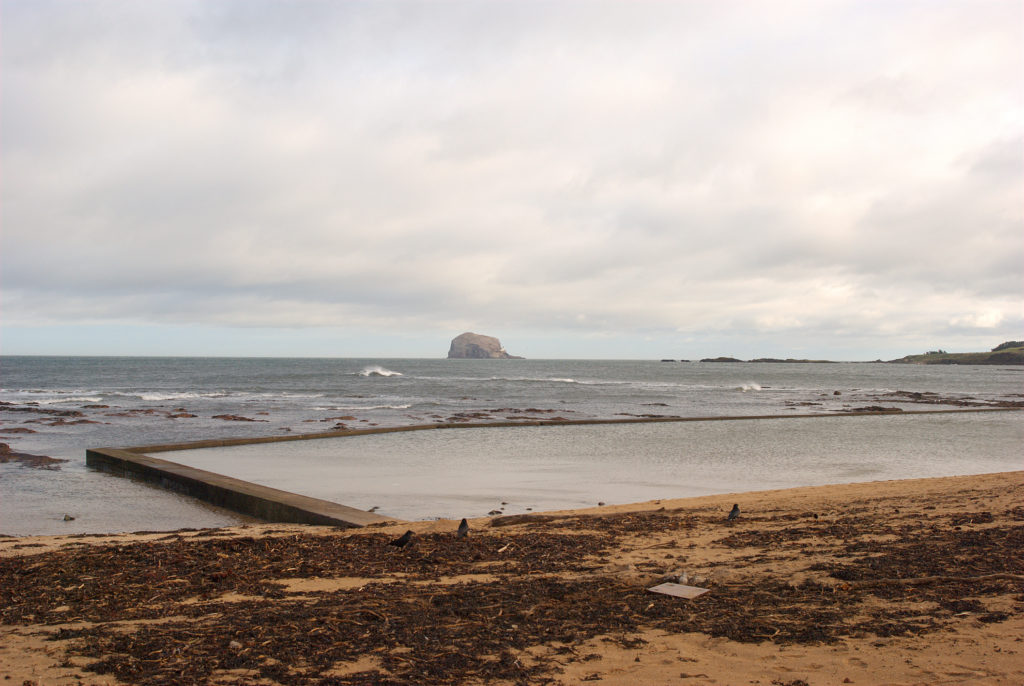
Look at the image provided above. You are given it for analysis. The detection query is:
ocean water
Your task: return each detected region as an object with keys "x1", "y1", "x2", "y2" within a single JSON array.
[{"x1": 2, "y1": 356, "x2": 1021, "y2": 535}]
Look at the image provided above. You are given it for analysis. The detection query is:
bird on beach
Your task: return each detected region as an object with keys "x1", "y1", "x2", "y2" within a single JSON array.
[
  {"x1": 388, "y1": 530, "x2": 414, "y2": 548},
  {"x1": 456, "y1": 518, "x2": 469, "y2": 538},
  {"x1": 727, "y1": 504, "x2": 740, "y2": 521}
]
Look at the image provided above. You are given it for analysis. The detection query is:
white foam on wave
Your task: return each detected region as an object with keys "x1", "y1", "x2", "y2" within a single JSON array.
[
  {"x1": 34, "y1": 395, "x2": 104, "y2": 404},
  {"x1": 11, "y1": 388, "x2": 77, "y2": 395},
  {"x1": 317, "y1": 403, "x2": 413, "y2": 411},
  {"x1": 107, "y1": 390, "x2": 327, "y2": 403},
  {"x1": 488, "y1": 376, "x2": 579, "y2": 384},
  {"x1": 4, "y1": 388, "x2": 101, "y2": 397},
  {"x1": 739, "y1": 382, "x2": 762, "y2": 392},
  {"x1": 249, "y1": 391, "x2": 326, "y2": 400},
  {"x1": 137, "y1": 391, "x2": 229, "y2": 401},
  {"x1": 358, "y1": 366, "x2": 403, "y2": 377}
]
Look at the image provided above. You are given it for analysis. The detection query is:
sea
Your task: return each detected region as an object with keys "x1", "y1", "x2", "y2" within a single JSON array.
[{"x1": 1, "y1": 356, "x2": 1021, "y2": 536}]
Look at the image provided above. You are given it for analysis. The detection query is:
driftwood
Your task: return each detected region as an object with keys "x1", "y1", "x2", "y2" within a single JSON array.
[
  {"x1": 846, "y1": 573, "x2": 1024, "y2": 589},
  {"x1": 489, "y1": 514, "x2": 559, "y2": 527}
]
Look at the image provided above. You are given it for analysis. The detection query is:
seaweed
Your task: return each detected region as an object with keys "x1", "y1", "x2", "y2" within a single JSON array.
[{"x1": 2, "y1": 495, "x2": 1021, "y2": 685}]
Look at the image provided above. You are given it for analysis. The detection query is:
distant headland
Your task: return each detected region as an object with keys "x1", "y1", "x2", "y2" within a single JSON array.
[
  {"x1": 886, "y1": 341, "x2": 1023, "y2": 366},
  {"x1": 447, "y1": 332, "x2": 524, "y2": 359},
  {"x1": 661, "y1": 341, "x2": 1024, "y2": 365}
]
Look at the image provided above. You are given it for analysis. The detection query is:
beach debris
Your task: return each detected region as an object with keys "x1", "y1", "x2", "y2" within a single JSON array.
[
  {"x1": 456, "y1": 518, "x2": 469, "y2": 538},
  {"x1": 660, "y1": 570, "x2": 708, "y2": 586},
  {"x1": 647, "y1": 582, "x2": 709, "y2": 599},
  {"x1": 727, "y1": 504, "x2": 740, "y2": 520},
  {"x1": 367, "y1": 506, "x2": 380, "y2": 512},
  {"x1": 662, "y1": 569, "x2": 685, "y2": 583},
  {"x1": 487, "y1": 509, "x2": 502, "y2": 516},
  {"x1": 490, "y1": 513, "x2": 558, "y2": 527},
  {"x1": 388, "y1": 530, "x2": 414, "y2": 548},
  {"x1": 598, "y1": 501, "x2": 606, "y2": 506},
  {"x1": 63, "y1": 514, "x2": 75, "y2": 521}
]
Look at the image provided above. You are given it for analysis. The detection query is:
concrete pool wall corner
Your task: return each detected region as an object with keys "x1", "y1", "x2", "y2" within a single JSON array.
[{"x1": 86, "y1": 446, "x2": 394, "y2": 528}]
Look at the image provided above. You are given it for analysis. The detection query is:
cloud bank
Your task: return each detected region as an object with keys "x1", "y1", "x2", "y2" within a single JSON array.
[{"x1": 2, "y1": 1, "x2": 1021, "y2": 358}]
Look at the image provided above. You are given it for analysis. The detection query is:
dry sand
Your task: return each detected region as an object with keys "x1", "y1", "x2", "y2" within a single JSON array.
[{"x1": 2, "y1": 471, "x2": 1022, "y2": 685}]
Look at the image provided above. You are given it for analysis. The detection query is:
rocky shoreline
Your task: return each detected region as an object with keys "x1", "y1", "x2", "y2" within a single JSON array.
[{"x1": 3, "y1": 387, "x2": 1023, "y2": 474}]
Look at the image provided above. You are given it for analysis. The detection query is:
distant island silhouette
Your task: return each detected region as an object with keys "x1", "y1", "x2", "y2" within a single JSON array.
[{"x1": 665, "y1": 341, "x2": 1024, "y2": 365}]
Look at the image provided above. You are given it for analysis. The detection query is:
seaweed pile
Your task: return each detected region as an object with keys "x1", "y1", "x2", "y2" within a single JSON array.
[{"x1": 2, "y1": 496, "x2": 1022, "y2": 685}]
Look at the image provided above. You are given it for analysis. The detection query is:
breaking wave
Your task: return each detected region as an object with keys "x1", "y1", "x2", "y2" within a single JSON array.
[
  {"x1": 138, "y1": 392, "x2": 226, "y2": 401},
  {"x1": 316, "y1": 404, "x2": 413, "y2": 411},
  {"x1": 34, "y1": 395, "x2": 104, "y2": 404},
  {"x1": 487, "y1": 376, "x2": 578, "y2": 384},
  {"x1": 358, "y1": 366, "x2": 403, "y2": 377},
  {"x1": 739, "y1": 382, "x2": 762, "y2": 392}
]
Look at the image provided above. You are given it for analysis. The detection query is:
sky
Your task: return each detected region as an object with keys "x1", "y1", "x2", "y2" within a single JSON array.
[{"x1": 2, "y1": 0, "x2": 1021, "y2": 360}]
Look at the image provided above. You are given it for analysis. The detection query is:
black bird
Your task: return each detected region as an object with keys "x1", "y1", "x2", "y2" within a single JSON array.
[
  {"x1": 388, "y1": 530, "x2": 414, "y2": 548},
  {"x1": 456, "y1": 518, "x2": 469, "y2": 538},
  {"x1": 727, "y1": 504, "x2": 740, "y2": 521}
]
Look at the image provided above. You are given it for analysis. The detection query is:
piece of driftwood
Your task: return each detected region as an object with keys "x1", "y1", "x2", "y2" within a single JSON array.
[
  {"x1": 846, "y1": 573, "x2": 1024, "y2": 589},
  {"x1": 490, "y1": 514, "x2": 559, "y2": 527}
]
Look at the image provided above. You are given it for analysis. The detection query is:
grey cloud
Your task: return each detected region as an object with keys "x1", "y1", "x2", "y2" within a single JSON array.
[
  {"x1": 2, "y1": 0, "x2": 1021, "y2": 355},
  {"x1": 965, "y1": 136, "x2": 1024, "y2": 180}
]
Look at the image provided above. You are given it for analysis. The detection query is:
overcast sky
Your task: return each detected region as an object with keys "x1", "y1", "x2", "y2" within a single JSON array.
[{"x1": 2, "y1": 1, "x2": 1021, "y2": 359}]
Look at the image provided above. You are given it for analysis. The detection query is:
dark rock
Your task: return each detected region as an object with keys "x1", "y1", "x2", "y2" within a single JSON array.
[{"x1": 0, "y1": 443, "x2": 68, "y2": 470}]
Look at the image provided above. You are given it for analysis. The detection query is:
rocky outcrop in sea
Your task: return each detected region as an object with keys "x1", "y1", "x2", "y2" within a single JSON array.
[{"x1": 447, "y1": 332, "x2": 523, "y2": 359}]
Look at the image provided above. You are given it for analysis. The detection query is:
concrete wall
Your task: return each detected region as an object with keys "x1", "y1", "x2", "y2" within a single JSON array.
[{"x1": 86, "y1": 447, "x2": 393, "y2": 528}]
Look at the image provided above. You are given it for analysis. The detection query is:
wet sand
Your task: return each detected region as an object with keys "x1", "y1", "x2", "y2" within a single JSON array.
[{"x1": 2, "y1": 471, "x2": 1022, "y2": 685}]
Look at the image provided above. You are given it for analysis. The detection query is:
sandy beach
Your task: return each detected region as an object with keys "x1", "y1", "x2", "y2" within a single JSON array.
[{"x1": 2, "y1": 471, "x2": 1022, "y2": 685}]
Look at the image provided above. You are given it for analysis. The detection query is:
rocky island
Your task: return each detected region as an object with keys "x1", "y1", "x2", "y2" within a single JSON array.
[{"x1": 447, "y1": 332, "x2": 523, "y2": 359}]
